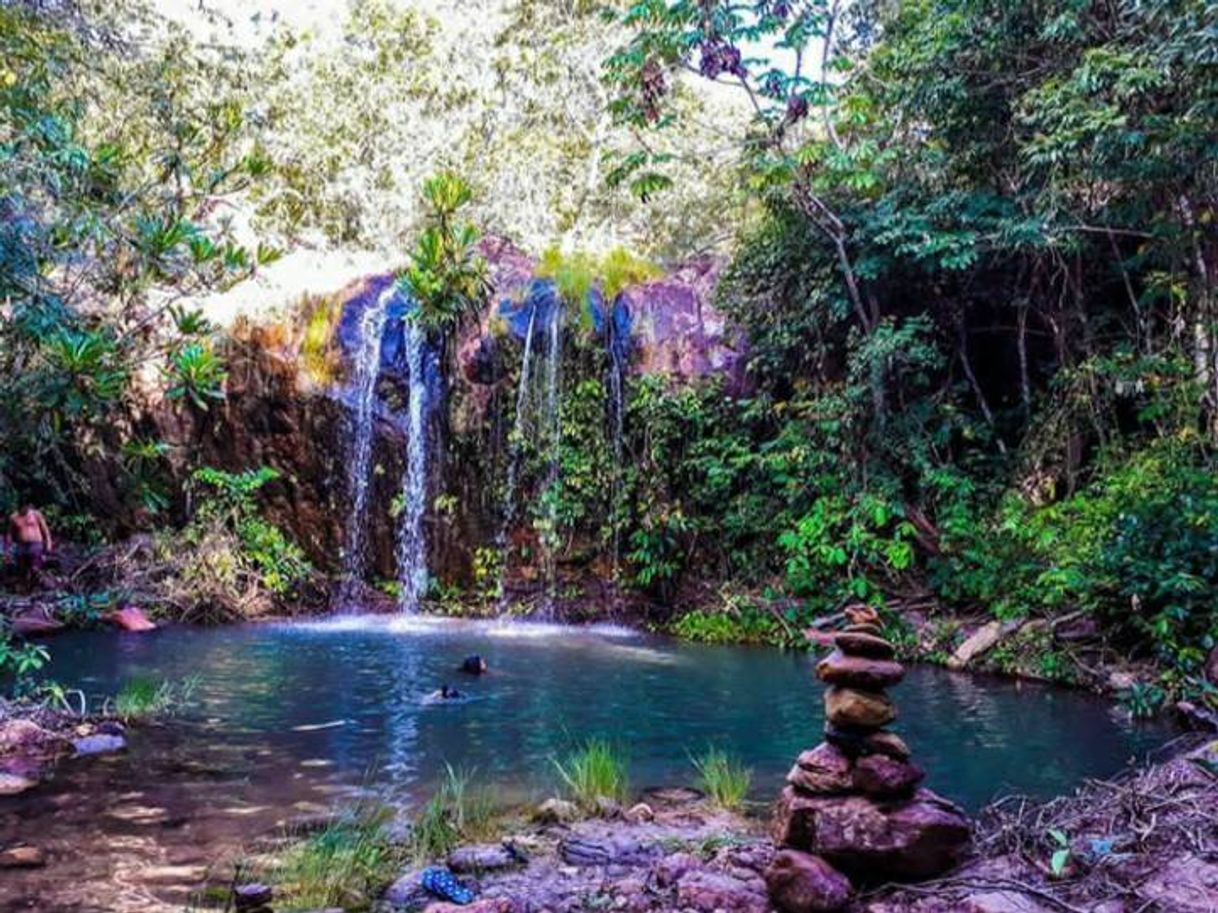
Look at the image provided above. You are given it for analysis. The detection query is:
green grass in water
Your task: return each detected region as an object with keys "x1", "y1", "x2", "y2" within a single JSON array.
[
  {"x1": 691, "y1": 747, "x2": 752, "y2": 811},
  {"x1": 112, "y1": 676, "x2": 197, "y2": 722}
]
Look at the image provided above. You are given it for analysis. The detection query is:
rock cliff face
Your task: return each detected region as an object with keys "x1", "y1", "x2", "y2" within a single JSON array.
[{"x1": 166, "y1": 239, "x2": 746, "y2": 594}]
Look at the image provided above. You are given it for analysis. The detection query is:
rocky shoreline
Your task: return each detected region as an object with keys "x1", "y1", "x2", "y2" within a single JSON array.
[{"x1": 348, "y1": 738, "x2": 1216, "y2": 913}]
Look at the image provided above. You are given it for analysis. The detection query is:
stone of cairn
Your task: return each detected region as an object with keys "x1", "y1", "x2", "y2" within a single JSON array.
[{"x1": 764, "y1": 606, "x2": 972, "y2": 913}]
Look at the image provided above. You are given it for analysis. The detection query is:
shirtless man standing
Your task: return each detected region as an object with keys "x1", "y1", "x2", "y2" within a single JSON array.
[{"x1": 5, "y1": 503, "x2": 53, "y2": 591}]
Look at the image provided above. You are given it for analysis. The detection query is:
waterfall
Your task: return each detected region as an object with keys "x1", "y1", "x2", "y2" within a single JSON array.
[
  {"x1": 396, "y1": 316, "x2": 429, "y2": 612},
  {"x1": 605, "y1": 296, "x2": 629, "y2": 579},
  {"x1": 338, "y1": 286, "x2": 392, "y2": 606},
  {"x1": 496, "y1": 300, "x2": 539, "y2": 573},
  {"x1": 538, "y1": 297, "x2": 562, "y2": 612}
]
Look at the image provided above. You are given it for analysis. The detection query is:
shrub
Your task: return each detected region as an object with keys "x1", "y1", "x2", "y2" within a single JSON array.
[{"x1": 691, "y1": 747, "x2": 752, "y2": 810}]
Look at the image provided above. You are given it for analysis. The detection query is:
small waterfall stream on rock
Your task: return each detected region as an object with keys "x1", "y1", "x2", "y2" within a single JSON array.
[
  {"x1": 396, "y1": 316, "x2": 429, "y2": 613},
  {"x1": 538, "y1": 297, "x2": 562, "y2": 612},
  {"x1": 337, "y1": 286, "x2": 392, "y2": 606},
  {"x1": 605, "y1": 297, "x2": 629, "y2": 579}
]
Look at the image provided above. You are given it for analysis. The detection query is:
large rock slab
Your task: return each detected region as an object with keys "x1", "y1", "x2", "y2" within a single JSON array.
[
  {"x1": 772, "y1": 787, "x2": 971, "y2": 881},
  {"x1": 448, "y1": 843, "x2": 522, "y2": 874},
  {"x1": 765, "y1": 849, "x2": 852, "y2": 912}
]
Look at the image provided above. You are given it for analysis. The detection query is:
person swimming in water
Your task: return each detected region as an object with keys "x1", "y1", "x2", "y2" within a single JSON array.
[
  {"x1": 425, "y1": 684, "x2": 464, "y2": 702},
  {"x1": 460, "y1": 654, "x2": 488, "y2": 675}
]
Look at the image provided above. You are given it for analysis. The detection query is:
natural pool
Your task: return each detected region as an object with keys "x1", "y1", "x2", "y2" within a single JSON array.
[
  {"x1": 1, "y1": 616, "x2": 1178, "y2": 913},
  {"x1": 41, "y1": 615, "x2": 1173, "y2": 809}
]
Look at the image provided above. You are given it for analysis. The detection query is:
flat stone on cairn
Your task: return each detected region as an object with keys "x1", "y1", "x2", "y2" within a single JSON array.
[{"x1": 765, "y1": 607, "x2": 971, "y2": 913}]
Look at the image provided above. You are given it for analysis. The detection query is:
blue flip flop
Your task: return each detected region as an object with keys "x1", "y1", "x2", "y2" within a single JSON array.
[{"x1": 420, "y1": 866, "x2": 476, "y2": 905}]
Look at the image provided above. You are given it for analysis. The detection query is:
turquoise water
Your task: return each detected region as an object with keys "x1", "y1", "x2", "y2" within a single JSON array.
[{"x1": 43, "y1": 616, "x2": 1174, "y2": 811}]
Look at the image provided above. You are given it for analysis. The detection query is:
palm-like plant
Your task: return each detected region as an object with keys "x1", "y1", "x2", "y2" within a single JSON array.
[{"x1": 398, "y1": 173, "x2": 490, "y2": 350}]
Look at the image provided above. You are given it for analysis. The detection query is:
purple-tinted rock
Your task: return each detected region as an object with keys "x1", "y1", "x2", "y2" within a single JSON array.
[
  {"x1": 772, "y1": 786, "x2": 971, "y2": 881},
  {"x1": 816, "y1": 650, "x2": 906, "y2": 690},
  {"x1": 765, "y1": 849, "x2": 852, "y2": 913},
  {"x1": 861, "y1": 730, "x2": 913, "y2": 761},
  {"x1": 825, "y1": 686, "x2": 897, "y2": 729},
  {"x1": 833, "y1": 632, "x2": 896, "y2": 660},
  {"x1": 787, "y1": 743, "x2": 853, "y2": 794},
  {"x1": 675, "y1": 870, "x2": 770, "y2": 913},
  {"x1": 851, "y1": 754, "x2": 925, "y2": 798}
]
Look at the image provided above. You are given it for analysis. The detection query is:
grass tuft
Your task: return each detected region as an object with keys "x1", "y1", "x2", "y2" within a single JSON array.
[
  {"x1": 276, "y1": 804, "x2": 402, "y2": 909},
  {"x1": 410, "y1": 764, "x2": 503, "y2": 864},
  {"x1": 552, "y1": 739, "x2": 629, "y2": 809},
  {"x1": 112, "y1": 676, "x2": 198, "y2": 722},
  {"x1": 691, "y1": 747, "x2": 752, "y2": 810}
]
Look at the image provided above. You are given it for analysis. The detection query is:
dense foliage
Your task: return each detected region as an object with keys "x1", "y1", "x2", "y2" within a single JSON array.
[{"x1": 594, "y1": 0, "x2": 1217, "y2": 695}]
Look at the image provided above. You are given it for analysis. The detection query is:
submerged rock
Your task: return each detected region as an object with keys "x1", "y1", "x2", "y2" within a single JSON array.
[{"x1": 765, "y1": 849, "x2": 852, "y2": 913}]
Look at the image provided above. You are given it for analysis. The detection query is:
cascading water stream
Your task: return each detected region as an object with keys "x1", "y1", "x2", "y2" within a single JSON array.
[
  {"x1": 605, "y1": 299, "x2": 628, "y2": 579},
  {"x1": 494, "y1": 302, "x2": 538, "y2": 610},
  {"x1": 396, "y1": 316, "x2": 429, "y2": 613},
  {"x1": 337, "y1": 287, "x2": 392, "y2": 606},
  {"x1": 538, "y1": 299, "x2": 562, "y2": 613}
]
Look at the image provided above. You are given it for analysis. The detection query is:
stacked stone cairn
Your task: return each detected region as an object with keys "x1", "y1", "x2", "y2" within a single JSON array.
[{"x1": 764, "y1": 608, "x2": 972, "y2": 913}]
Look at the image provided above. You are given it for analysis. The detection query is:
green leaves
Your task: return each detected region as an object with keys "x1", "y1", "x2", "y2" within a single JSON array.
[
  {"x1": 164, "y1": 342, "x2": 227, "y2": 411},
  {"x1": 399, "y1": 172, "x2": 490, "y2": 337}
]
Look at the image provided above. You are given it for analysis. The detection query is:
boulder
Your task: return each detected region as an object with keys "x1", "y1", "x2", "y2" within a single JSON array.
[
  {"x1": 107, "y1": 605, "x2": 157, "y2": 632},
  {"x1": 0, "y1": 773, "x2": 38, "y2": 796},
  {"x1": 384, "y1": 870, "x2": 430, "y2": 908},
  {"x1": 72, "y1": 733, "x2": 126, "y2": 757},
  {"x1": 946, "y1": 621, "x2": 1007, "y2": 670},
  {"x1": 772, "y1": 787, "x2": 971, "y2": 881},
  {"x1": 764, "y1": 849, "x2": 852, "y2": 913},
  {"x1": 624, "y1": 802, "x2": 654, "y2": 823},
  {"x1": 825, "y1": 687, "x2": 897, "y2": 729},
  {"x1": 816, "y1": 651, "x2": 906, "y2": 690},
  {"x1": 675, "y1": 870, "x2": 770, "y2": 913},
  {"x1": 0, "y1": 846, "x2": 46, "y2": 869},
  {"x1": 851, "y1": 754, "x2": 925, "y2": 798},
  {"x1": 10, "y1": 611, "x2": 63, "y2": 636},
  {"x1": 534, "y1": 797, "x2": 579, "y2": 824},
  {"x1": 832, "y1": 632, "x2": 895, "y2": 660},
  {"x1": 787, "y1": 743, "x2": 853, "y2": 795},
  {"x1": 447, "y1": 844, "x2": 521, "y2": 874},
  {"x1": 0, "y1": 718, "x2": 60, "y2": 753},
  {"x1": 234, "y1": 883, "x2": 274, "y2": 910}
]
